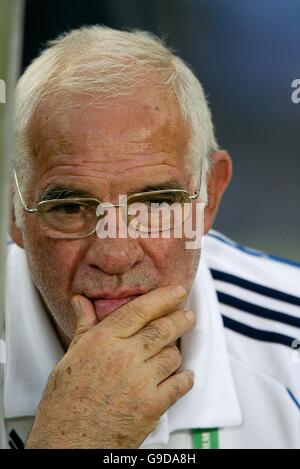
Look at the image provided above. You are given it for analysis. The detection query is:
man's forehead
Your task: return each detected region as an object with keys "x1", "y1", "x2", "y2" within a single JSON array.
[{"x1": 29, "y1": 86, "x2": 189, "y2": 159}]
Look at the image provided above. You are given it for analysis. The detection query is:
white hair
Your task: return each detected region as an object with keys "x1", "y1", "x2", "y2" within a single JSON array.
[{"x1": 13, "y1": 25, "x2": 218, "y2": 225}]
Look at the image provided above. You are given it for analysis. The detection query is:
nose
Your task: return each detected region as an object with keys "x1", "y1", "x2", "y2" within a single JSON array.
[
  {"x1": 85, "y1": 205, "x2": 144, "y2": 275},
  {"x1": 85, "y1": 236, "x2": 144, "y2": 275}
]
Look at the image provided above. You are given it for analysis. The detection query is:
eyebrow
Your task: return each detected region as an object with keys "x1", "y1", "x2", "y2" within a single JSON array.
[
  {"x1": 39, "y1": 181, "x2": 187, "y2": 202},
  {"x1": 129, "y1": 181, "x2": 187, "y2": 195},
  {"x1": 39, "y1": 186, "x2": 93, "y2": 202}
]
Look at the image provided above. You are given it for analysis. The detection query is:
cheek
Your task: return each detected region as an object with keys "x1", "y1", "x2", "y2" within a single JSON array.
[
  {"x1": 139, "y1": 237, "x2": 200, "y2": 290},
  {"x1": 23, "y1": 218, "x2": 89, "y2": 292},
  {"x1": 42, "y1": 243, "x2": 83, "y2": 289}
]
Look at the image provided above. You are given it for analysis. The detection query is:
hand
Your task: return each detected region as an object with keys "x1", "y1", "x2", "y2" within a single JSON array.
[{"x1": 26, "y1": 285, "x2": 196, "y2": 448}]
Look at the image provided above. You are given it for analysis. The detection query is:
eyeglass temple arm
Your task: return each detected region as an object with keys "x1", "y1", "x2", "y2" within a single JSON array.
[
  {"x1": 189, "y1": 164, "x2": 204, "y2": 200},
  {"x1": 13, "y1": 168, "x2": 37, "y2": 213}
]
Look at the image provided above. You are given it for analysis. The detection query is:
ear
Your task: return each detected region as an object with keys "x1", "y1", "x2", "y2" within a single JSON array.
[
  {"x1": 9, "y1": 201, "x2": 24, "y2": 249},
  {"x1": 204, "y1": 150, "x2": 232, "y2": 234}
]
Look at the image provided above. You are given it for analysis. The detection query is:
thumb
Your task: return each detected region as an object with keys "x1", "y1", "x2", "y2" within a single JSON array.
[{"x1": 70, "y1": 295, "x2": 98, "y2": 348}]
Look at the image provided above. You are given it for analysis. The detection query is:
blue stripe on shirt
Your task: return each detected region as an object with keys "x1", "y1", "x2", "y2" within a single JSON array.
[
  {"x1": 217, "y1": 291, "x2": 300, "y2": 329},
  {"x1": 287, "y1": 388, "x2": 300, "y2": 412},
  {"x1": 222, "y1": 315, "x2": 295, "y2": 348},
  {"x1": 210, "y1": 268, "x2": 300, "y2": 307}
]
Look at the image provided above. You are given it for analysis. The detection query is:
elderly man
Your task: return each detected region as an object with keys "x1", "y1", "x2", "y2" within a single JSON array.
[{"x1": 3, "y1": 26, "x2": 300, "y2": 449}]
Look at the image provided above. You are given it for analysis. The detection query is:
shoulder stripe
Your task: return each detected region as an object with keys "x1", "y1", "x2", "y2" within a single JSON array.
[
  {"x1": 265, "y1": 253, "x2": 300, "y2": 270},
  {"x1": 287, "y1": 388, "x2": 300, "y2": 412},
  {"x1": 222, "y1": 315, "x2": 295, "y2": 348},
  {"x1": 207, "y1": 231, "x2": 300, "y2": 269},
  {"x1": 217, "y1": 291, "x2": 300, "y2": 329},
  {"x1": 211, "y1": 268, "x2": 300, "y2": 307},
  {"x1": 8, "y1": 430, "x2": 24, "y2": 449}
]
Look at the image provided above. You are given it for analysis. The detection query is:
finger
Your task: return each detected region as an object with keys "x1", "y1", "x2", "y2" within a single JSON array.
[
  {"x1": 102, "y1": 285, "x2": 187, "y2": 339},
  {"x1": 145, "y1": 345, "x2": 182, "y2": 385},
  {"x1": 156, "y1": 370, "x2": 195, "y2": 414},
  {"x1": 132, "y1": 309, "x2": 196, "y2": 360},
  {"x1": 69, "y1": 295, "x2": 98, "y2": 348}
]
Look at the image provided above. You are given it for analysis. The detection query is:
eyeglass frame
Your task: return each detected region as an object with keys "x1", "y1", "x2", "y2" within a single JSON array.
[{"x1": 13, "y1": 165, "x2": 204, "y2": 238}]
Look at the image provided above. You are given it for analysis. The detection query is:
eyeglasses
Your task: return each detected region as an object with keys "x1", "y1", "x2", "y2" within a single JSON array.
[{"x1": 13, "y1": 166, "x2": 203, "y2": 239}]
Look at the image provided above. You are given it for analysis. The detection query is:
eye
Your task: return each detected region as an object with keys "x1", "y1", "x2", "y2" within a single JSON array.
[
  {"x1": 50, "y1": 203, "x2": 82, "y2": 214},
  {"x1": 144, "y1": 193, "x2": 188, "y2": 205}
]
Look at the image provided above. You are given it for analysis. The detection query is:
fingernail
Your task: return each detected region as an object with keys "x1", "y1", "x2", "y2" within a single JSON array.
[
  {"x1": 171, "y1": 285, "x2": 186, "y2": 299},
  {"x1": 185, "y1": 310, "x2": 196, "y2": 323},
  {"x1": 71, "y1": 297, "x2": 81, "y2": 319}
]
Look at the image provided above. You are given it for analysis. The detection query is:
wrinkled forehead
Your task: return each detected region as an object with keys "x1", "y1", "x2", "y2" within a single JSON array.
[{"x1": 27, "y1": 84, "x2": 190, "y2": 169}]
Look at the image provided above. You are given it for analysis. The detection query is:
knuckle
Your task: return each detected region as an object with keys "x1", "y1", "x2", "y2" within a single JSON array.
[
  {"x1": 143, "y1": 322, "x2": 160, "y2": 340},
  {"x1": 143, "y1": 320, "x2": 170, "y2": 344},
  {"x1": 108, "y1": 305, "x2": 140, "y2": 335},
  {"x1": 92, "y1": 323, "x2": 111, "y2": 343},
  {"x1": 127, "y1": 301, "x2": 148, "y2": 322},
  {"x1": 164, "y1": 346, "x2": 182, "y2": 367},
  {"x1": 166, "y1": 372, "x2": 194, "y2": 404},
  {"x1": 169, "y1": 311, "x2": 183, "y2": 328},
  {"x1": 142, "y1": 398, "x2": 161, "y2": 420},
  {"x1": 185, "y1": 372, "x2": 195, "y2": 388},
  {"x1": 157, "y1": 347, "x2": 182, "y2": 375},
  {"x1": 168, "y1": 382, "x2": 183, "y2": 402},
  {"x1": 140, "y1": 322, "x2": 161, "y2": 350},
  {"x1": 109, "y1": 310, "x2": 134, "y2": 333},
  {"x1": 74, "y1": 324, "x2": 87, "y2": 336},
  {"x1": 154, "y1": 320, "x2": 171, "y2": 341},
  {"x1": 109, "y1": 301, "x2": 147, "y2": 333},
  {"x1": 171, "y1": 310, "x2": 190, "y2": 332},
  {"x1": 170, "y1": 346, "x2": 182, "y2": 367}
]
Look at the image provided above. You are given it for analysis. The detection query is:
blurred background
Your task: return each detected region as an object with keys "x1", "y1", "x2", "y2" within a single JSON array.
[
  {"x1": 0, "y1": 0, "x2": 23, "y2": 310},
  {"x1": 1, "y1": 0, "x2": 300, "y2": 261}
]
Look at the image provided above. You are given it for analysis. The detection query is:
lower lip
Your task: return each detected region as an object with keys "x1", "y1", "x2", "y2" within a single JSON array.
[{"x1": 93, "y1": 295, "x2": 139, "y2": 321}]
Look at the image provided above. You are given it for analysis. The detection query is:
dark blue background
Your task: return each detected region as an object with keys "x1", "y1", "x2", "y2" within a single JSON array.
[{"x1": 22, "y1": 0, "x2": 300, "y2": 261}]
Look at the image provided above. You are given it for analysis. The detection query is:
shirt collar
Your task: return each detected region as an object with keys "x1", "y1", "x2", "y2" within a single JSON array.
[
  {"x1": 4, "y1": 244, "x2": 65, "y2": 418},
  {"x1": 4, "y1": 240, "x2": 242, "y2": 444}
]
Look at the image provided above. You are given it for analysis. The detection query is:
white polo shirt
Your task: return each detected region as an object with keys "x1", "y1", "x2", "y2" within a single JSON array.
[{"x1": 2, "y1": 230, "x2": 300, "y2": 449}]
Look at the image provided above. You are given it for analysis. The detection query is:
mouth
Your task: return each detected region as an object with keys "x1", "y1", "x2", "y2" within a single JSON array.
[
  {"x1": 93, "y1": 296, "x2": 140, "y2": 321},
  {"x1": 87, "y1": 290, "x2": 146, "y2": 321}
]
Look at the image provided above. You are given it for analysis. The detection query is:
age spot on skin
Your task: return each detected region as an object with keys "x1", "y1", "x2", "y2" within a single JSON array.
[
  {"x1": 67, "y1": 366, "x2": 72, "y2": 375},
  {"x1": 116, "y1": 433, "x2": 127, "y2": 446}
]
